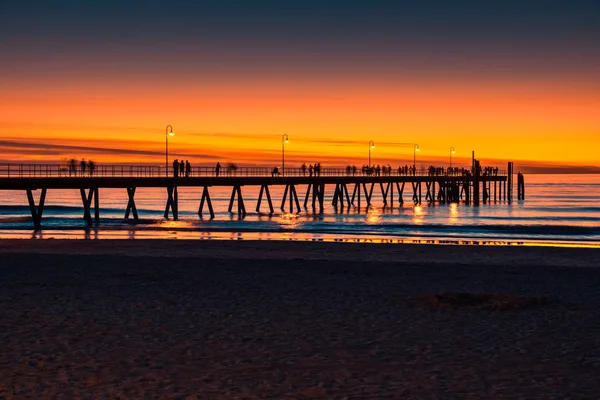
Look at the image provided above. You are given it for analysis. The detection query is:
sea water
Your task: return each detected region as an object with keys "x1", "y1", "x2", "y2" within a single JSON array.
[{"x1": 0, "y1": 174, "x2": 598, "y2": 247}]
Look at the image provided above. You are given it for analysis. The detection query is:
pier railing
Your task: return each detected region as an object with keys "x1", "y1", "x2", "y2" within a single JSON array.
[{"x1": 0, "y1": 163, "x2": 506, "y2": 179}]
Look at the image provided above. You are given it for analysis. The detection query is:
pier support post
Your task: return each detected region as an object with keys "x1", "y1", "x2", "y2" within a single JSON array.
[
  {"x1": 198, "y1": 186, "x2": 215, "y2": 219},
  {"x1": 228, "y1": 185, "x2": 246, "y2": 215},
  {"x1": 507, "y1": 162, "x2": 514, "y2": 203},
  {"x1": 280, "y1": 184, "x2": 301, "y2": 213},
  {"x1": 494, "y1": 180, "x2": 497, "y2": 203},
  {"x1": 303, "y1": 185, "x2": 311, "y2": 209},
  {"x1": 308, "y1": 183, "x2": 324, "y2": 212},
  {"x1": 257, "y1": 184, "x2": 274, "y2": 214},
  {"x1": 280, "y1": 184, "x2": 289, "y2": 211},
  {"x1": 291, "y1": 184, "x2": 301, "y2": 213},
  {"x1": 333, "y1": 183, "x2": 351, "y2": 210},
  {"x1": 125, "y1": 187, "x2": 138, "y2": 220},
  {"x1": 483, "y1": 177, "x2": 488, "y2": 204},
  {"x1": 312, "y1": 183, "x2": 319, "y2": 210},
  {"x1": 425, "y1": 182, "x2": 432, "y2": 203},
  {"x1": 411, "y1": 182, "x2": 419, "y2": 205},
  {"x1": 164, "y1": 185, "x2": 178, "y2": 220},
  {"x1": 379, "y1": 182, "x2": 393, "y2": 207},
  {"x1": 517, "y1": 173, "x2": 525, "y2": 200},
  {"x1": 351, "y1": 183, "x2": 362, "y2": 208},
  {"x1": 26, "y1": 188, "x2": 47, "y2": 230},
  {"x1": 437, "y1": 181, "x2": 445, "y2": 204},
  {"x1": 396, "y1": 182, "x2": 405, "y2": 205},
  {"x1": 318, "y1": 183, "x2": 325, "y2": 211},
  {"x1": 380, "y1": 182, "x2": 388, "y2": 206},
  {"x1": 343, "y1": 184, "x2": 351, "y2": 207},
  {"x1": 473, "y1": 160, "x2": 480, "y2": 206},
  {"x1": 362, "y1": 183, "x2": 374, "y2": 206},
  {"x1": 94, "y1": 188, "x2": 99, "y2": 221},
  {"x1": 332, "y1": 184, "x2": 340, "y2": 207},
  {"x1": 80, "y1": 188, "x2": 99, "y2": 224}
]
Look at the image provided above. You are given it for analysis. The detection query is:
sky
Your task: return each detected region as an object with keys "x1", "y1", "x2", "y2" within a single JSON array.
[{"x1": 1, "y1": 0, "x2": 599, "y2": 172}]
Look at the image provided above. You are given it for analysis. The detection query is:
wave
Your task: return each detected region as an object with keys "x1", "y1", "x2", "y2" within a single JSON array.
[
  {"x1": 0, "y1": 217, "x2": 598, "y2": 238},
  {"x1": 0, "y1": 205, "x2": 157, "y2": 214}
]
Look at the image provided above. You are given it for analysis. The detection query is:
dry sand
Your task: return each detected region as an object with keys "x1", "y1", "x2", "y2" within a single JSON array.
[{"x1": 1, "y1": 240, "x2": 599, "y2": 399}]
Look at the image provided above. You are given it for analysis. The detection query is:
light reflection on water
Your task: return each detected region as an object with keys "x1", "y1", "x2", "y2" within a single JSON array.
[
  {"x1": 412, "y1": 205, "x2": 425, "y2": 225},
  {"x1": 366, "y1": 207, "x2": 382, "y2": 224},
  {"x1": 449, "y1": 203, "x2": 459, "y2": 225},
  {"x1": 14, "y1": 228, "x2": 600, "y2": 248},
  {"x1": 1, "y1": 174, "x2": 599, "y2": 246}
]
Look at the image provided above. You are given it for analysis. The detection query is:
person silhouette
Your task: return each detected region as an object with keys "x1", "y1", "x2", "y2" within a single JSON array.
[
  {"x1": 80, "y1": 159, "x2": 86, "y2": 176},
  {"x1": 68, "y1": 159, "x2": 76, "y2": 177},
  {"x1": 88, "y1": 160, "x2": 95, "y2": 176},
  {"x1": 173, "y1": 159, "x2": 179, "y2": 178},
  {"x1": 185, "y1": 160, "x2": 191, "y2": 177},
  {"x1": 215, "y1": 162, "x2": 221, "y2": 177}
]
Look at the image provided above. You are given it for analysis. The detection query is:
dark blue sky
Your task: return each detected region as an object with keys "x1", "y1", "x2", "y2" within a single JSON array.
[
  {"x1": 2, "y1": 1, "x2": 599, "y2": 42},
  {"x1": 1, "y1": 1, "x2": 599, "y2": 83}
]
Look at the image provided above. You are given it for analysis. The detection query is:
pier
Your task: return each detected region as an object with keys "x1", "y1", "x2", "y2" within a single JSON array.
[{"x1": 0, "y1": 162, "x2": 523, "y2": 230}]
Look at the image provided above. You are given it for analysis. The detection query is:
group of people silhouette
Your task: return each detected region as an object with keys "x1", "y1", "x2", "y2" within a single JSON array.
[
  {"x1": 483, "y1": 166, "x2": 500, "y2": 176},
  {"x1": 172, "y1": 159, "x2": 192, "y2": 178},
  {"x1": 306, "y1": 163, "x2": 321, "y2": 177},
  {"x1": 68, "y1": 158, "x2": 95, "y2": 176},
  {"x1": 62, "y1": 158, "x2": 501, "y2": 179},
  {"x1": 271, "y1": 163, "x2": 322, "y2": 177},
  {"x1": 427, "y1": 166, "x2": 468, "y2": 176}
]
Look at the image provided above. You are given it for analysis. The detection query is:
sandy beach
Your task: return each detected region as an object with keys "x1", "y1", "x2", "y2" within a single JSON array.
[{"x1": 1, "y1": 240, "x2": 599, "y2": 399}]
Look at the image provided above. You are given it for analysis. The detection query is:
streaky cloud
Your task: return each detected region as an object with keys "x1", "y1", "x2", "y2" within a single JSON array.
[{"x1": 0, "y1": 139, "x2": 220, "y2": 159}]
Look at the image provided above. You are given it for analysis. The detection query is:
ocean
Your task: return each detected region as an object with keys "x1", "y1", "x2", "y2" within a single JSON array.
[{"x1": 0, "y1": 174, "x2": 598, "y2": 247}]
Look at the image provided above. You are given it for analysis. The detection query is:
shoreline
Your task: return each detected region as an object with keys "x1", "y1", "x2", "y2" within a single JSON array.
[
  {"x1": 1, "y1": 239, "x2": 598, "y2": 267},
  {"x1": 1, "y1": 229, "x2": 600, "y2": 249}
]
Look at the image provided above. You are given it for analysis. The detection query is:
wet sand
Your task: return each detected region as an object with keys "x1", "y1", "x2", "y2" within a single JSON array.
[{"x1": 1, "y1": 240, "x2": 599, "y2": 399}]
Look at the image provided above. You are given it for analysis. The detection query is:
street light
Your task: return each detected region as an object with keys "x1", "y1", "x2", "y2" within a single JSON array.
[
  {"x1": 165, "y1": 125, "x2": 174, "y2": 177},
  {"x1": 413, "y1": 144, "x2": 419, "y2": 176},
  {"x1": 282, "y1": 134, "x2": 289, "y2": 176},
  {"x1": 368, "y1": 141, "x2": 375, "y2": 166},
  {"x1": 450, "y1": 146, "x2": 456, "y2": 169}
]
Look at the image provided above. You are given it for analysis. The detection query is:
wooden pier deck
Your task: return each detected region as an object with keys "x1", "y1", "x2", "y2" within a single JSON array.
[{"x1": 0, "y1": 161, "x2": 522, "y2": 230}]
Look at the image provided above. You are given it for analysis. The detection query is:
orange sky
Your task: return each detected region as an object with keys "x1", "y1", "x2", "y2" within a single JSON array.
[
  {"x1": 1, "y1": 77, "x2": 598, "y2": 171},
  {"x1": 2, "y1": 1, "x2": 599, "y2": 173}
]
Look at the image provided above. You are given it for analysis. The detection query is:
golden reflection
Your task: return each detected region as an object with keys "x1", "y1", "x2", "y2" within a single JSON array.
[
  {"x1": 2, "y1": 228, "x2": 600, "y2": 248},
  {"x1": 366, "y1": 206, "x2": 381, "y2": 224},
  {"x1": 277, "y1": 213, "x2": 302, "y2": 229},
  {"x1": 449, "y1": 203, "x2": 459, "y2": 224},
  {"x1": 412, "y1": 204, "x2": 424, "y2": 225},
  {"x1": 157, "y1": 220, "x2": 196, "y2": 229}
]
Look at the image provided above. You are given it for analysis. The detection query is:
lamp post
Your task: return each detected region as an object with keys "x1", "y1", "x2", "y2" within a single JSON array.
[
  {"x1": 413, "y1": 144, "x2": 419, "y2": 176},
  {"x1": 450, "y1": 146, "x2": 456, "y2": 169},
  {"x1": 282, "y1": 134, "x2": 289, "y2": 176},
  {"x1": 368, "y1": 141, "x2": 375, "y2": 166},
  {"x1": 165, "y1": 125, "x2": 174, "y2": 177}
]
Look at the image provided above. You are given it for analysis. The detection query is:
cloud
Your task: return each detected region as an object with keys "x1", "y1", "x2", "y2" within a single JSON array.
[
  {"x1": 309, "y1": 139, "x2": 417, "y2": 147},
  {"x1": 0, "y1": 139, "x2": 220, "y2": 160}
]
